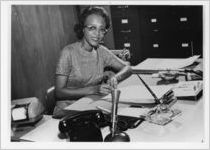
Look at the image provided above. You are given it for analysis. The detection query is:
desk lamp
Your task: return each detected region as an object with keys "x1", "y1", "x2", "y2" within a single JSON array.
[{"x1": 104, "y1": 89, "x2": 130, "y2": 142}]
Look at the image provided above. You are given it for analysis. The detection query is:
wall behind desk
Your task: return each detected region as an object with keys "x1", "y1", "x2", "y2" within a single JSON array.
[
  {"x1": 11, "y1": 6, "x2": 72, "y2": 111},
  {"x1": 11, "y1": 5, "x2": 115, "y2": 110},
  {"x1": 11, "y1": 5, "x2": 79, "y2": 104}
]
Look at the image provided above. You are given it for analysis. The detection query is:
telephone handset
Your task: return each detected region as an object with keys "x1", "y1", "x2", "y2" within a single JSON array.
[{"x1": 58, "y1": 110, "x2": 109, "y2": 142}]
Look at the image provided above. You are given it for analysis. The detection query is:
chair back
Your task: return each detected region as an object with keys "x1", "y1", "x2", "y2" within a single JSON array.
[{"x1": 45, "y1": 86, "x2": 56, "y2": 115}]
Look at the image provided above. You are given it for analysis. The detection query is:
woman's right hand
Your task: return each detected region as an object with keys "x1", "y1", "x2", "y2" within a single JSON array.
[{"x1": 94, "y1": 84, "x2": 112, "y2": 95}]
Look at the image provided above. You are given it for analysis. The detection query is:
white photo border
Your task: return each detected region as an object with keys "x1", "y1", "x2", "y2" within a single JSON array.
[{"x1": 1, "y1": 0, "x2": 209, "y2": 149}]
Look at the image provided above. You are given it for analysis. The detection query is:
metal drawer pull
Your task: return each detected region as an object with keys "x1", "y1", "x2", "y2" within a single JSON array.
[{"x1": 120, "y1": 30, "x2": 131, "y2": 33}]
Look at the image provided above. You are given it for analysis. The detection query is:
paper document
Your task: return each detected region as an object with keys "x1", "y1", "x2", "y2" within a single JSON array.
[
  {"x1": 118, "y1": 107, "x2": 150, "y2": 118},
  {"x1": 20, "y1": 116, "x2": 65, "y2": 142},
  {"x1": 102, "y1": 85, "x2": 173, "y2": 104},
  {"x1": 64, "y1": 95, "x2": 128, "y2": 111},
  {"x1": 173, "y1": 80, "x2": 203, "y2": 98},
  {"x1": 132, "y1": 55, "x2": 200, "y2": 72}
]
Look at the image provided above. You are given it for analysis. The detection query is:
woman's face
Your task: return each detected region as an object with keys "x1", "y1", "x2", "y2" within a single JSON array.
[{"x1": 83, "y1": 14, "x2": 107, "y2": 48}]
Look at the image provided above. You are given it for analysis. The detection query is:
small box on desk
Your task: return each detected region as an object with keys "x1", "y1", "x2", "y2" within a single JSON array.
[
  {"x1": 173, "y1": 80, "x2": 203, "y2": 101},
  {"x1": 11, "y1": 97, "x2": 44, "y2": 126}
]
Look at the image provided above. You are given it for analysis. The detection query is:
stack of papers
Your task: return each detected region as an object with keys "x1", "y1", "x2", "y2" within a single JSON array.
[
  {"x1": 132, "y1": 55, "x2": 200, "y2": 73},
  {"x1": 173, "y1": 80, "x2": 203, "y2": 100}
]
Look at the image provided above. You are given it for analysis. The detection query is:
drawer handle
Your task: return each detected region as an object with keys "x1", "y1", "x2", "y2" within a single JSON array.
[
  {"x1": 120, "y1": 30, "x2": 131, "y2": 33},
  {"x1": 117, "y1": 6, "x2": 128, "y2": 9}
]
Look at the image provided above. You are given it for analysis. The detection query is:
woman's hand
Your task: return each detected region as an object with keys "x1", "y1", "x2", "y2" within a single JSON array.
[
  {"x1": 119, "y1": 49, "x2": 131, "y2": 61},
  {"x1": 96, "y1": 83, "x2": 113, "y2": 95},
  {"x1": 107, "y1": 76, "x2": 118, "y2": 89}
]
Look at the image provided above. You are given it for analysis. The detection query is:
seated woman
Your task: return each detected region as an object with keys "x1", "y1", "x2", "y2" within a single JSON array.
[{"x1": 53, "y1": 6, "x2": 132, "y2": 115}]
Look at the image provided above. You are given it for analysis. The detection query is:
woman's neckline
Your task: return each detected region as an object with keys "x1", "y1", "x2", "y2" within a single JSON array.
[
  {"x1": 78, "y1": 42, "x2": 98, "y2": 56},
  {"x1": 80, "y1": 40, "x2": 95, "y2": 52}
]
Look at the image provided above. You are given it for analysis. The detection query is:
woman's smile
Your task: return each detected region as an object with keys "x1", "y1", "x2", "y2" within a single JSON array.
[{"x1": 83, "y1": 14, "x2": 106, "y2": 49}]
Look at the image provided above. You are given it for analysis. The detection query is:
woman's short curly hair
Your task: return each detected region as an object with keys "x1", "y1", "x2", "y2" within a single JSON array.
[{"x1": 74, "y1": 6, "x2": 111, "y2": 39}]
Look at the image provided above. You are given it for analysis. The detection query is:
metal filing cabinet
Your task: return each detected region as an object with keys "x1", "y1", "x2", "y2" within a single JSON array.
[
  {"x1": 110, "y1": 5, "x2": 142, "y2": 65},
  {"x1": 111, "y1": 5, "x2": 203, "y2": 65}
]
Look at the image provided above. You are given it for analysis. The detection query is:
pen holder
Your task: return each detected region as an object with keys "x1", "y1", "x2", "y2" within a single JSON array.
[{"x1": 104, "y1": 89, "x2": 130, "y2": 142}]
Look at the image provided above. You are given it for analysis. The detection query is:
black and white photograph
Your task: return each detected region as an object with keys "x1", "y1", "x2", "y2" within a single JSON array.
[{"x1": 0, "y1": 0, "x2": 209, "y2": 149}]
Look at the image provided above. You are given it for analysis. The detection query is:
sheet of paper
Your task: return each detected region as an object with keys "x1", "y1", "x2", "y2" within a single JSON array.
[
  {"x1": 173, "y1": 80, "x2": 203, "y2": 97},
  {"x1": 118, "y1": 107, "x2": 150, "y2": 118},
  {"x1": 132, "y1": 55, "x2": 200, "y2": 71},
  {"x1": 64, "y1": 95, "x2": 128, "y2": 112},
  {"x1": 102, "y1": 85, "x2": 173, "y2": 104},
  {"x1": 21, "y1": 117, "x2": 65, "y2": 142}
]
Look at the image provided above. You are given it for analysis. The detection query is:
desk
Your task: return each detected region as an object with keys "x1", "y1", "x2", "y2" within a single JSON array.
[
  {"x1": 13, "y1": 58, "x2": 204, "y2": 142},
  {"x1": 14, "y1": 73, "x2": 204, "y2": 143}
]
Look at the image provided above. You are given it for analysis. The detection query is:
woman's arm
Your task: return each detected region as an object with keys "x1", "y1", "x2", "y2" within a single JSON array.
[
  {"x1": 108, "y1": 63, "x2": 132, "y2": 88},
  {"x1": 55, "y1": 75, "x2": 112, "y2": 100},
  {"x1": 114, "y1": 64, "x2": 132, "y2": 83},
  {"x1": 105, "y1": 55, "x2": 132, "y2": 88}
]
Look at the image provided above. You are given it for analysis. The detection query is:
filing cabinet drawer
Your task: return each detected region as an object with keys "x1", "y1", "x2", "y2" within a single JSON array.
[
  {"x1": 114, "y1": 38, "x2": 142, "y2": 65},
  {"x1": 140, "y1": 11, "x2": 175, "y2": 35},
  {"x1": 170, "y1": 6, "x2": 202, "y2": 30},
  {"x1": 114, "y1": 39, "x2": 134, "y2": 49},
  {"x1": 111, "y1": 16, "x2": 140, "y2": 31},
  {"x1": 141, "y1": 37, "x2": 165, "y2": 58},
  {"x1": 113, "y1": 29, "x2": 136, "y2": 40},
  {"x1": 111, "y1": 5, "x2": 138, "y2": 17},
  {"x1": 142, "y1": 36, "x2": 192, "y2": 58}
]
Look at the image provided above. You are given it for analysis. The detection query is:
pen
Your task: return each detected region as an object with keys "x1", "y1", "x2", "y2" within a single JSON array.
[{"x1": 136, "y1": 74, "x2": 160, "y2": 104}]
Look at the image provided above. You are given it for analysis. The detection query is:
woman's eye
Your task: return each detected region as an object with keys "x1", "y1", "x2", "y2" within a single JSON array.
[
  {"x1": 89, "y1": 26, "x2": 96, "y2": 31},
  {"x1": 100, "y1": 29, "x2": 106, "y2": 33}
]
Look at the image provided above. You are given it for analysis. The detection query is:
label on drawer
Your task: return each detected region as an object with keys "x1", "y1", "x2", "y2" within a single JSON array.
[
  {"x1": 124, "y1": 43, "x2": 131, "y2": 47},
  {"x1": 182, "y1": 43, "x2": 189, "y2": 47},
  {"x1": 121, "y1": 19, "x2": 128, "y2": 24},
  {"x1": 180, "y1": 17, "x2": 188, "y2": 22},
  {"x1": 153, "y1": 43, "x2": 159, "y2": 48},
  {"x1": 151, "y1": 18, "x2": 157, "y2": 23}
]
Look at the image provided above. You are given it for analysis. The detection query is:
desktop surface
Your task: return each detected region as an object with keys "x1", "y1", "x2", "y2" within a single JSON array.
[{"x1": 12, "y1": 59, "x2": 204, "y2": 142}]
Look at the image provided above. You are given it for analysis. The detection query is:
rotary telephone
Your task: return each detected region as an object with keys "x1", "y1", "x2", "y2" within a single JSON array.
[
  {"x1": 58, "y1": 110, "x2": 108, "y2": 141},
  {"x1": 58, "y1": 109, "x2": 143, "y2": 142}
]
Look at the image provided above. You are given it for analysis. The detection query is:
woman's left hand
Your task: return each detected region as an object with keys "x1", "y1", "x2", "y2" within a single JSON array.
[{"x1": 119, "y1": 49, "x2": 131, "y2": 61}]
